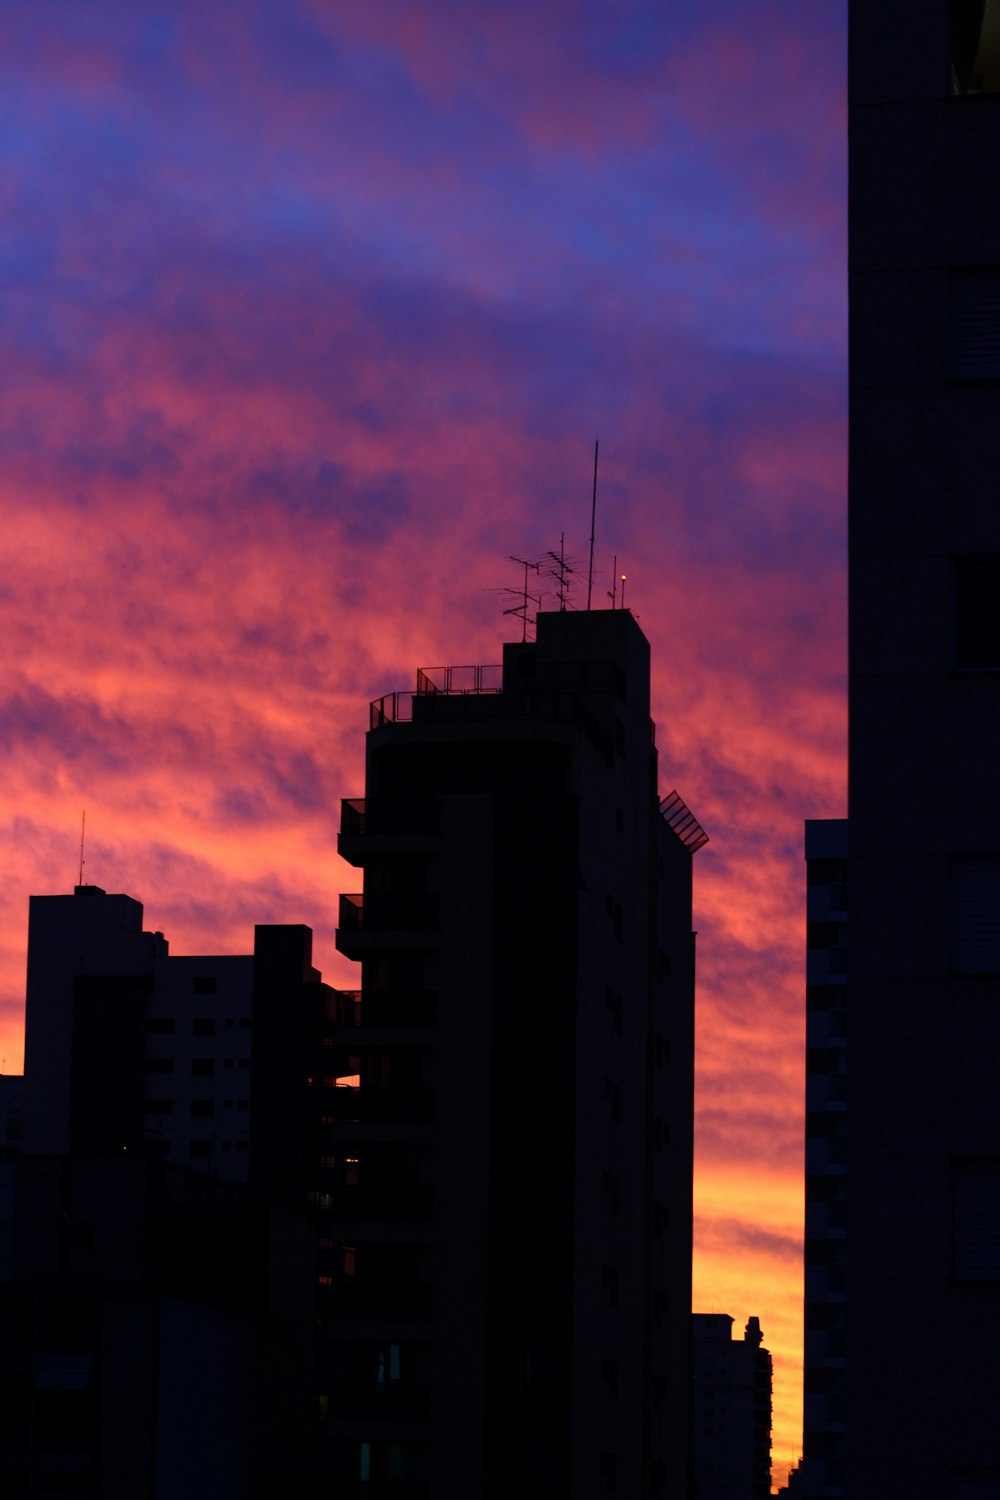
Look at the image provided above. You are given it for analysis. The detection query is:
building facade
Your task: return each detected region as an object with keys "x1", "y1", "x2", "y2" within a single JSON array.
[{"x1": 846, "y1": 3, "x2": 1000, "y2": 1494}]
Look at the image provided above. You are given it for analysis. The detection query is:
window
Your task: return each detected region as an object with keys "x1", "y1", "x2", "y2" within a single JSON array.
[
  {"x1": 192, "y1": 1018, "x2": 216, "y2": 1037},
  {"x1": 954, "y1": 1160, "x2": 1000, "y2": 1279},
  {"x1": 193, "y1": 976, "x2": 217, "y2": 995},
  {"x1": 951, "y1": 0, "x2": 1000, "y2": 95},
  {"x1": 190, "y1": 1140, "x2": 211, "y2": 1158},
  {"x1": 147, "y1": 1018, "x2": 174, "y2": 1034},
  {"x1": 191, "y1": 1100, "x2": 213, "y2": 1117},
  {"x1": 952, "y1": 858, "x2": 1000, "y2": 972},
  {"x1": 192, "y1": 1058, "x2": 214, "y2": 1076},
  {"x1": 950, "y1": 269, "x2": 1000, "y2": 378},
  {"x1": 145, "y1": 1058, "x2": 174, "y2": 1074},
  {"x1": 144, "y1": 1099, "x2": 173, "y2": 1115},
  {"x1": 955, "y1": 556, "x2": 1000, "y2": 667}
]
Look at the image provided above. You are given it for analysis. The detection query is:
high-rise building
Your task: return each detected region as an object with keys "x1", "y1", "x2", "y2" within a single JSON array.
[
  {"x1": 691, "y1": 1312, "x2": 773, "y2": 1499},
  {"x1": 328, "y1": 608, "x2": 703, "y2": 1498},
  {"x1": 844, "y1": 4, "x2": 1000, "y2": 1494}
]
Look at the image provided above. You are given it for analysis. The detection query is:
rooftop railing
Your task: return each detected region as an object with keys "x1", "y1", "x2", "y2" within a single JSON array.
[{"x1": 371, "y1": 663, "x2": 502, "y2": 727}]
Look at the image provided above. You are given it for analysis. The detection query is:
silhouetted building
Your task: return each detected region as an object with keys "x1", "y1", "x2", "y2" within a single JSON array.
[
  {"x1": 845, "y1": 3, "x2": 1000, "y2": 1494},
  {"x1": 0, "y1": 1151, "x2": 314, "y2": 1499},
  {"x1": 10, "y1": 894, "x2": 335, "y2": 1497},
  {"x1": 329, "y1": 609, "x2": 702, "y2": 1498},
  {"x1": 691, "y1": 1313, "x2": 772, "y2": 1499},
  {"x1": 799, "y1": 820, "x2": 847, "y2": 1498}
]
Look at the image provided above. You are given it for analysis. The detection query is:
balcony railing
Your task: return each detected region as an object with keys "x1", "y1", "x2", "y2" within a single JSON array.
[
  {"x1": 370, "y1": 663, "x2": 502, "y2": 727},
  {"x1": 341, "y1": 797, "x2": 366, "y2": 835},
  {"x1": 338, "y1": 893, "x2": 440, "y2": 934},
  {"x1": 339, "y1": 796, "x2": 442, "y2": 838}
]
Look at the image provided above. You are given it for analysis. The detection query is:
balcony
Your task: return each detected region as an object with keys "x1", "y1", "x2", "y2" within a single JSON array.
[
  {"x1": 320, "y1": 1085, "x2": 436, "y2": 1127},
  {"x1": 320, "y1": 1280, "x2": 432, "y2": 1322},
  {"x1": 317, "y1": 1183, "x2": 434, "y2": 1224},
  {"x1": 338, "y1": 797, "x2": 443, "y2": 866},
  {"x1": 336, "y1": 893, "x2": 441, "y2": 959}
]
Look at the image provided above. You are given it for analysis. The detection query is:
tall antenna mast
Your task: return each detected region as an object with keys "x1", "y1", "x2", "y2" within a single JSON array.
[
  {"x1": 78, "y1": 809, "x2": 86, "y2": 887},
  {"x1": 608, "y1": 554, "x2": 618, "y2": 608},
  {"x1": 586, "y1": 437, "x2": 599, "y2": 610}
]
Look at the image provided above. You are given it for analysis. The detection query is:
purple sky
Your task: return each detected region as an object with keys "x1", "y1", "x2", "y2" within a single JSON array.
[{"x1": 0, "y1": 2, "x2": 846, "y2": 1475}]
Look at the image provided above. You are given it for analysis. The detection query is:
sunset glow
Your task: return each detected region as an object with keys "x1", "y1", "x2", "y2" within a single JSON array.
[{"x1": 0, "y1": 3, "x2": 846, "y2": 1482}]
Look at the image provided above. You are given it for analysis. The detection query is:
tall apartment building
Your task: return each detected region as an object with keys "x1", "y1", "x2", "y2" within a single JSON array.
[
  {"x1": 845, "y1": 4, "x2": 1000, "y2": 1494},
  {"x1": 327, "y1": 608, "x2": 703, "y2": 1498},
  {"x1": 691, "y1": 1312, "x2": 772, "y2": 1499}
]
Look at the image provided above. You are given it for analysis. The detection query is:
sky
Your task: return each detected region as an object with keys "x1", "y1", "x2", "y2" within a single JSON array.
[{"x1": 0, "y1": 1, "x2": 846, "y2": 1482}]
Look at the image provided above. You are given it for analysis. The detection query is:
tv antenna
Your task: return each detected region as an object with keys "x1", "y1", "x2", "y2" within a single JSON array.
[
  {"x1": 543, "y1": 533, "x2": 583, "y2": 612},
  {"x1": 586, "y1": 437, "x2": 599, "y2": 610},
  {"x1": 78, "y1": 809, "x2": 86, "y2": 887},
  {"x1": 504, "y1": 555, "x2": 541, "y2": 642}
]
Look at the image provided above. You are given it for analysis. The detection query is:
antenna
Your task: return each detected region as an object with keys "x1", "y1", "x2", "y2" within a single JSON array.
[
  {"x1": 504, "y1": 555, "x2": 541, "y2": 642},
  {"x1": 543, "y1": 533, "x2": 582, "y2": 613},
  {"x1": 620, "y1": 572, "x2": 627, "y2": 611},
  {"x1": 586, "y1": 438, "x2": 599, "y2": 610},
  {"x1": 607, "y1": 554, "x2": 618, "y2": 608},
  {"x1": 78, "y1": 809, "x2": 86, "y2": 888}
]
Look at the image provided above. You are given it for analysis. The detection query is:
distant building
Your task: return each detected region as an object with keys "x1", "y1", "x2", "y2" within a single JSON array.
[
  {"x1": 21, "y1": 887, "x2": 346, "y2": 1186},
  {"x1": 10, "y1": 892, "x2": 332, "y2": 1497},
  {"x1": 691, "y1": 1312, "x2": 772, "y2": 1499},
  {"x1": 799, "y1": 819, "x2": 847, "y2": 1498},
  {"x1": 329, "y1": 609, "x2": 702, "y2": 1498}
]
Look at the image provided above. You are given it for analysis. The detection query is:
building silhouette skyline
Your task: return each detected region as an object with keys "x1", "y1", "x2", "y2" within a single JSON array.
[{"x1": 3, "y1": 607, "x2": 705, "y2": 1498}]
